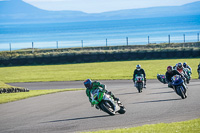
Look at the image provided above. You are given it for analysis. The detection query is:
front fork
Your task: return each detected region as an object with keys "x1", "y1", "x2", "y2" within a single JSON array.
[
  {"x1": 173, "y1": 83, "x2": 187, "y2": 94},
  {"x1": 103, "y1": 94, "x2": 120, "y2": 111}
]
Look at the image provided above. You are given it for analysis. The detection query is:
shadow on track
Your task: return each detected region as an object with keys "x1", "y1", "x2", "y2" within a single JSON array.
[
  {"x1": 186, "y1": 83, "x2": 200, "y2": 87},
  {"x1": 117, "y1": 92, "x2": 139, "y2": 95},
  {"x1": 148, "y1": 91, "x2": 174, "y2": 95},
  {"x1": 42, "y1": 115, "x2": 110, "y2": 123},
  {"x1": 132, "y1": 98, "x2": 181, "y2": 104},
  {"x1": 151, "y1": 87, "x2": 168, "y2": 90}
]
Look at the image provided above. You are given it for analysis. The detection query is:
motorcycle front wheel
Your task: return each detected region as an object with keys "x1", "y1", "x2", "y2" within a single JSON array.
[
  {"x1": 118, "y1": 103, "x2": 126, "y2": 114},
  {"x1": 176, "y1": 86, "x2": 186, "y2": 99},
  {"x1": 136, "y1": 82, "x2": 143, "y2": 93},
  {"x1": 99, "y1": 100, "x2": 115, "y2": 115}
]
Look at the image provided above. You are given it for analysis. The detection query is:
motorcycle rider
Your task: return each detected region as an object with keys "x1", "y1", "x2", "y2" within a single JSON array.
[
  {"x1": 165, "y1": 66, "x2": 186, "y2": 89},
  {"x1": 84, "y1": 79, "x2": 119, "y2": 108},
  {"x1": 133, "y1": 64, "x2": 146, "y2": 88},
  {"x1": 175, "y1": 62, "x2": 184, "y2": 73},
  {"x1": 183, "y1": 62, "x2": 192, "y2": 72},
  {"x1": 176, "y1": 62, "x2": 191, "y2": 84},
  {"x1": 198, "y1": 63, "x2": 200, "y2": 79}
]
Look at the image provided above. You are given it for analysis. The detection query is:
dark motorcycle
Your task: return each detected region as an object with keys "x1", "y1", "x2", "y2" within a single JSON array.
[
  {"x1": 183, "y1": 68, "x2": 191, "y2": 84},
  {"x1": 157, "y1": 74, "x2": 167, "y2": 84},
  {"x1": 198, "y1": 69, "x2": 200, "y2": 79},
  {"x1": 171, "y1": 75, "x2": 187, "y2": 99}
]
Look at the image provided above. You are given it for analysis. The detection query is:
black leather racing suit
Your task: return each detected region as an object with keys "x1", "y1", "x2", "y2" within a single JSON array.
[{"x1": 133, "y1": 69, "x2": 146, "y2": 85}]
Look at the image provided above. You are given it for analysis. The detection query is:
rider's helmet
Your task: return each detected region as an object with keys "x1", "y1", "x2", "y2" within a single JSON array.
[
  {"x1": 167, "y1": 66, "x2": 173, "y2": 73},
  {"x1": 136, "y1": 64, "x2": 141, "y2": 71},
  {"x1": 177, "y1": 62, "x2": 183, "y2": 69},
  {"x1": 84, "y1": 79, "x2": 92, "y2": 89},
  {"x1": 183, "y1": 62, "x2": 187, "y2": 68}
]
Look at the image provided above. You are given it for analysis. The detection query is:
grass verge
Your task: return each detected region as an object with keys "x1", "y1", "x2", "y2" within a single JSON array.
[
  {"x1": 0, "y1": 58, "x2": 199, "y2": 83},
  {"x1": 0, "y1": 81, "x2": 17, "y2": 89},
  {"x1": 0, "y1": 81, "x2": 28, "y2": 93},
  {"x1": 0, "y1": 88, "x2": 84, "y2": 104},
  {"x1": 83, "y1": 118, "x2": 200, "y2": 133}
]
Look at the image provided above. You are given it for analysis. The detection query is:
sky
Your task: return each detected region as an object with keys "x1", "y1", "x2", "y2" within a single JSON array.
[{"x1": 18, "y1": 0, "x2": 200, "y2": 13}]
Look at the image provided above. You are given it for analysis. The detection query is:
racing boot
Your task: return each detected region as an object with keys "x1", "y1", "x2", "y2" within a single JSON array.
[
  {"x1": 144, "y1": 78, "x2": 147, "y2": 88},
  {"x1": 144, "y1": 81, "x2": 146, "y2": 88},
  {"x1": 133, "y1": 81, "x2": 136, "y2": 87}
]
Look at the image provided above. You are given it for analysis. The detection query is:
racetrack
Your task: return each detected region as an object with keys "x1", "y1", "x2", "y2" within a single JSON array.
[{"x1": 1, "y1": 80, "x2": 200, "y2": 133}]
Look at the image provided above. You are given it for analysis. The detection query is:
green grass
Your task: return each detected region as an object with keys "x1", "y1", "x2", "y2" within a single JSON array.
[
  {"x1": 0, "y1": 58, "x2": 199, "y2": 83},
  {"x1": 0, "y1": 81, "x2": 26, "y2": 93},
  {"x1": 0, "y1": 88, "x2": 84, "y2": 104},
  {"x1": 83, "y1": 118, "x2": 200, "y2": 133},
  {"x1": 0, "y1": 81, "x2": 17, "y2": 89}
]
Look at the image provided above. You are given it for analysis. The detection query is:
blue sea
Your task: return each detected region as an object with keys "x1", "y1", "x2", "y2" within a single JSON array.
[{"x1": 0, "y1": 15, "x2": 200, "y2": 51}]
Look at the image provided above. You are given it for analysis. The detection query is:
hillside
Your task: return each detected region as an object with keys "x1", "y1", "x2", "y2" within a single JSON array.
[
  {"x1": 0, "y1": 0, "x2": 200, "y2": 23},
  {"x1": 0, "y1": 0, "x2": 88, "y2": 23}
]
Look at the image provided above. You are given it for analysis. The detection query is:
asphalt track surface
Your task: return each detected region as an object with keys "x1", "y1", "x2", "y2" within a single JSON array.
[{"x1": 1, "y1": 80, "x2": 200, "y2": 133}]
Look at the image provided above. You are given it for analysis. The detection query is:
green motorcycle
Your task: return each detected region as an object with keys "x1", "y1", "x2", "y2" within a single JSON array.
[
  {"x1": 183, "y1": 68, "x2": 192, "y2": 84},
  {"x1": 90, "y1": 88, "x2": 126, "y2": 115}
]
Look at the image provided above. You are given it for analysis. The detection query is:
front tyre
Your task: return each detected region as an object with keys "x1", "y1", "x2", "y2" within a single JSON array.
[
  {"x1": 136, "y1": 82, "x2": 143, "y2": 93},
  {"x1": 99, "y1": 101, "x2": 115, "y2": 115},
  {"x1": 118, "y1": 103, "x2": 126, "y2": 114},
  {"x1": 176, "y1": 86, "x2": 186, "y2": 99}
]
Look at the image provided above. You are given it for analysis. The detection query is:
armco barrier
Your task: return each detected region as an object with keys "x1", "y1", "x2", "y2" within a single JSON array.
[{"x1": 0, "y1": 49, "x2": 199, "y2": 66}]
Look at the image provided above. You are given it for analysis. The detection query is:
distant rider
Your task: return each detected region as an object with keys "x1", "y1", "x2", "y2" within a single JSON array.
[
  {"x1": 183, "y1": 62, "x2": 192, "y2": 72},
  {"x1": 84, "y1": 79, "x2": 119, "y2": 108},
  {"x1": 198, "y1": 63, "x2": 200, "y2": 79},
  {"x1": 133, "y1": 64, "x2": 146, "y2": 88},
  {"x1": 175, "y1": 62, "x2": 184, "y2": 73},
  {"x1": 165, "y1": 66, "x2": 186, "y2": 88}
]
